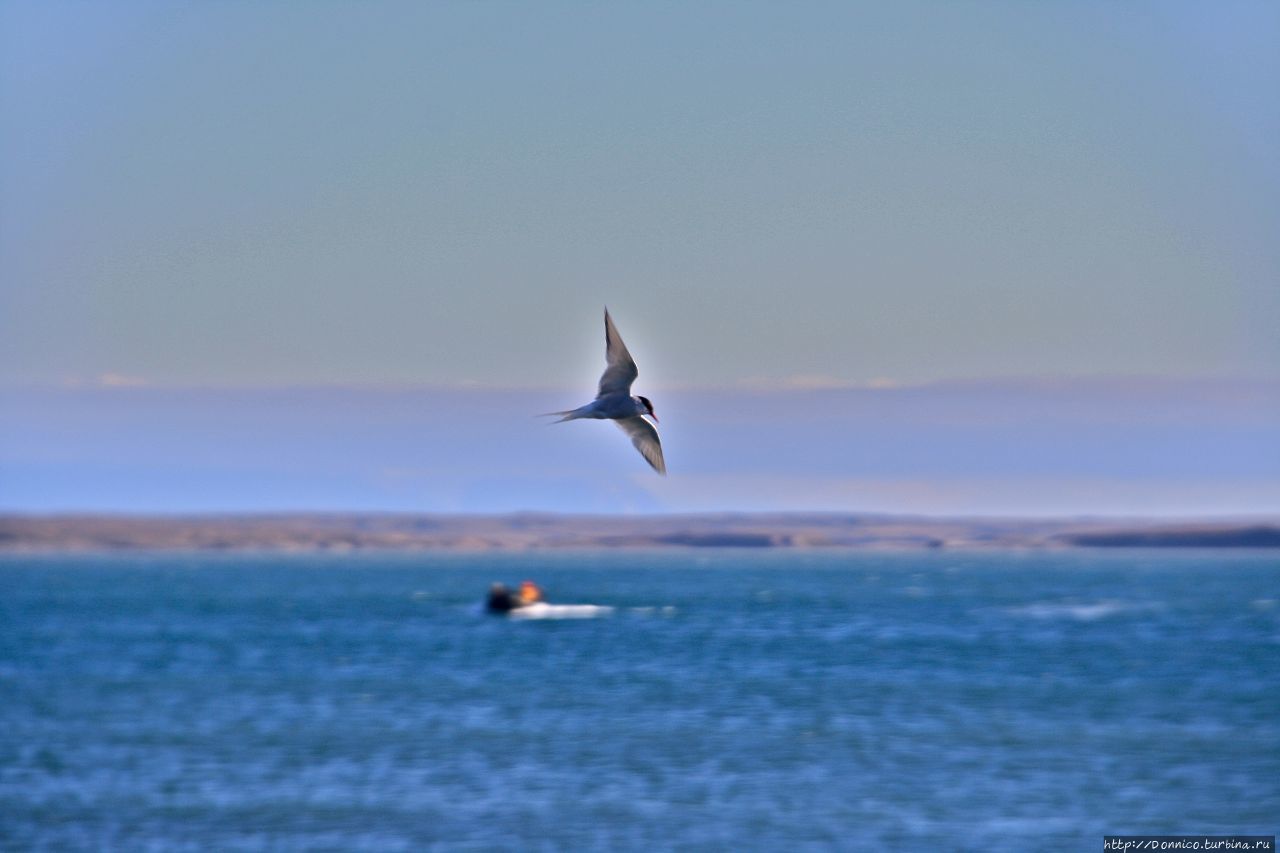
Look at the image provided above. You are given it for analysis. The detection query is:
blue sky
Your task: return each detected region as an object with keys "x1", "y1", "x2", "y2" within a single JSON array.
[
  {"x1": 4, "y1": 379, "x2": 1277, "y2": 516},
  {"x1": 1, "y1": 2, "x2": 1277, "y2": 514}
]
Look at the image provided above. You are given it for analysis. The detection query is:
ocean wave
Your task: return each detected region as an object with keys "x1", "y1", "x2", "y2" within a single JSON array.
[{"x1": 1002, "y1": 600, "x2": 1152, "y2": 621}]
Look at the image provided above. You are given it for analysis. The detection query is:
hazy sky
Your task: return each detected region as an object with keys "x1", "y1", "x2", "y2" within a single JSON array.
[
  {"x1": 3, "y1": 1, "x2": 1277, "y2": 390},
  {"x1": 3, "y1": 3, "x2": 1278, "y2": 516},
  {"x1": 5, "y1": 379, "x2": 1278, "y2": 515}
]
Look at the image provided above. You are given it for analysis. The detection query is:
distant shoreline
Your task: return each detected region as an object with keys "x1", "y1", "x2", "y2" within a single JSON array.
[{"x1": 2, "y1": 512, "x2": 1278, "y2": 553}]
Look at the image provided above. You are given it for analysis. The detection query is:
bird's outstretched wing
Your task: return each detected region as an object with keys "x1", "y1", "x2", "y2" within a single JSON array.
[
  {"x1": 597, "y1": 309, "x2": 639, "y2": 397},
  {"x1": 615, "y1": 416, "x2": 666, "y2": 474}
]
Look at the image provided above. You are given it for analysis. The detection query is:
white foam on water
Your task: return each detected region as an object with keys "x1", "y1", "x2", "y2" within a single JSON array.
[
  {"x1": 627, "y1": 606, "x2": 679, "y2": 617},
  {"x1": 1004, "y1": 600, "x2": 1150, "y2": 621}
]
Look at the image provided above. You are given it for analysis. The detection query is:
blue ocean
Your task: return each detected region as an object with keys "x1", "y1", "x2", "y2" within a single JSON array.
[{"x1": 2, "y1": 550, "x2": 1277, "y2": 850}]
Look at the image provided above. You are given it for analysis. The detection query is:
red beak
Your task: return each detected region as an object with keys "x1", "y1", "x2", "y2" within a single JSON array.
[{"x1": 649, "y1": 412, "x2": 659, "y2": 423}]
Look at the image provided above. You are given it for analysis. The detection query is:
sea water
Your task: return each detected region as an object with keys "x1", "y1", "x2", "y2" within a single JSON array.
[{"x1": 1, "y1": 550, "x2": 1277, "y2": 850}]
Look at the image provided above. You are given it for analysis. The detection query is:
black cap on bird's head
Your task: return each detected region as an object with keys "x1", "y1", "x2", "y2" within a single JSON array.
[{"x1": 637, "y1": 395, "x2": 657, "y2": 422}]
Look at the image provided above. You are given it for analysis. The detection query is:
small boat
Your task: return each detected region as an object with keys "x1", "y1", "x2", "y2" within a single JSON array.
[
  {"x1": 485, "y1": 582, "x2": 612, "y2": 619},
  {"x1": 506, "y1": 601, "x2": 613, "y2": 620}
]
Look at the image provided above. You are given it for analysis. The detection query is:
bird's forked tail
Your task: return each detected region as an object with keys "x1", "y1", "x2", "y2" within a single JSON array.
[{"x1": 538, "y1": 409, "x2": 581, "y2": 423}]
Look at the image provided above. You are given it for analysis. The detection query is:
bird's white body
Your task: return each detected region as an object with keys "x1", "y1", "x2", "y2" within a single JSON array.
[{"x1": 548, "y1": 310, "x2": 666, "y2": 474}]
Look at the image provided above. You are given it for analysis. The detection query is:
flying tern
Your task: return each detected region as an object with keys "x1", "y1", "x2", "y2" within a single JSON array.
[{"x1": 546, "y1": 309, "x2": 666, "y2": 474}]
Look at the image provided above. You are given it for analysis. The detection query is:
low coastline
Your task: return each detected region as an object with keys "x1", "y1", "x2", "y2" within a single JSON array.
[{"x1": 2, "y1": 512, "x2": 1278, "y2": 552}]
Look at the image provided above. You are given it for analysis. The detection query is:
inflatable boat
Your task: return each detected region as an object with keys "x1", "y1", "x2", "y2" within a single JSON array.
[{"x1": 485, "y1": 583, "x2": 612, "y2": 619}]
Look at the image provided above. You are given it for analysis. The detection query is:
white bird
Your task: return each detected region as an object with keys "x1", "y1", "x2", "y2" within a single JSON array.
[{"x1": 546, "y1": 309, "x2": 666, "y2": 474}]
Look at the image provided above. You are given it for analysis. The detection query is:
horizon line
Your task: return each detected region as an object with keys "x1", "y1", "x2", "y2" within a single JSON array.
[{"x1": 4, "y1": 508, "x2": 1278, "y2": 524}]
